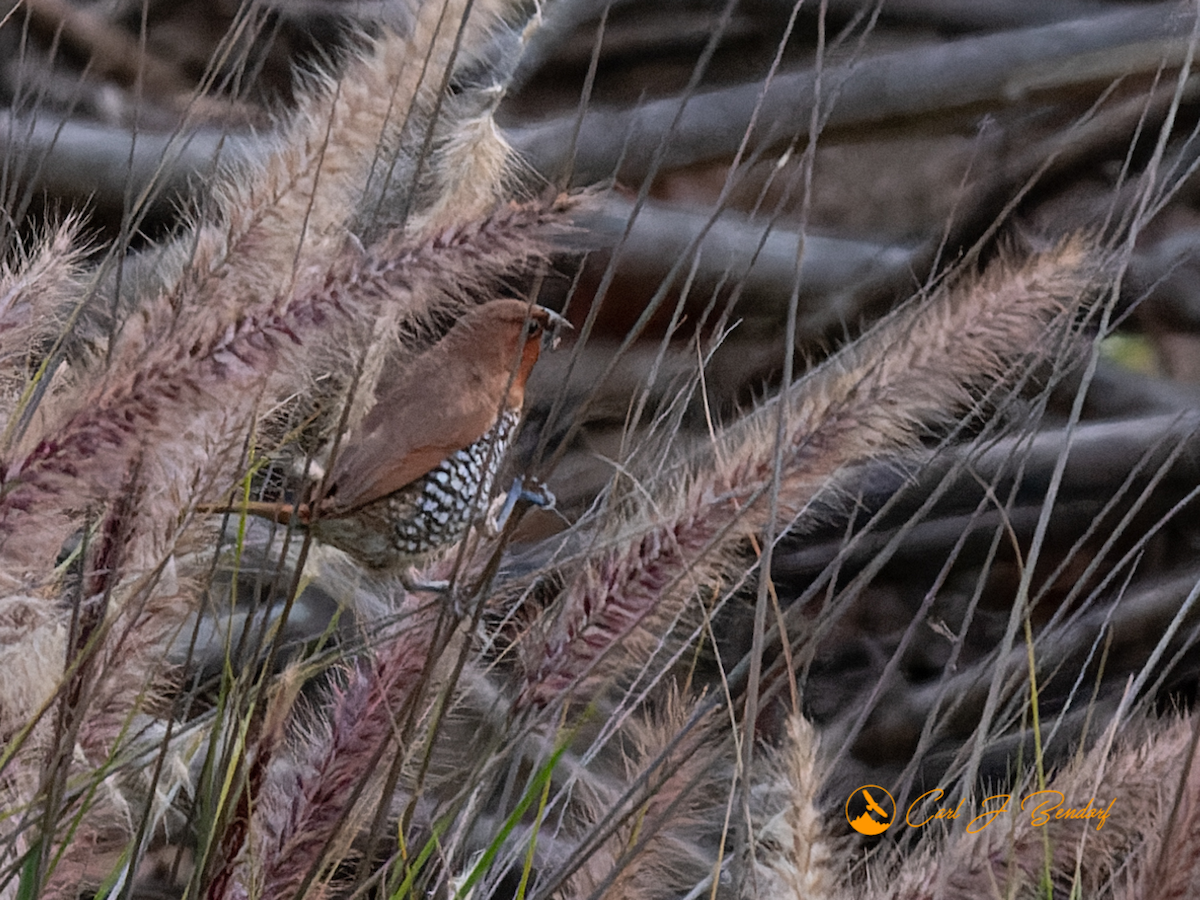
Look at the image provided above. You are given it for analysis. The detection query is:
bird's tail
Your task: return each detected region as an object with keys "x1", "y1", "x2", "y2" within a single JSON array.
[{"x1": 195, "y1": 501, "x2": 298, "y2": 525}]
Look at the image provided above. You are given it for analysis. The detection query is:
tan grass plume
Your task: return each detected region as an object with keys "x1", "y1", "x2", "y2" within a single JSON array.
[{"x1": 520, "y1": 237, "x2": 1104, "y2": 707}]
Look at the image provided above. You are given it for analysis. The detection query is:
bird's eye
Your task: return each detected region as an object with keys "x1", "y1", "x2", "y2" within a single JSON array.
[{"x1": 524, "y1": 320, "x2": 543, "y2": 338}]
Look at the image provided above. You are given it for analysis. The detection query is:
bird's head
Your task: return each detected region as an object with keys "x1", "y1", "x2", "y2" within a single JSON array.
[
  {"x1": 477, "y1": 300, "x2": 572, "y2": 388},
  {"x1": 533, "y1": 306, "x2": 572, "y2": 350}
]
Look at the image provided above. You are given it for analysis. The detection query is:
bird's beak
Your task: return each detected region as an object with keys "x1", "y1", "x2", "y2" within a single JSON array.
[{"x1": 538, "y1": 307, "x2": 573, "y2": 350}]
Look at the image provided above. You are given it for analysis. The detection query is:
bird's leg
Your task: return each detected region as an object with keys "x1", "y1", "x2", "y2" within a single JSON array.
[
  {"x1": 400, "y1": 571, "x2": 468, "y2": 620},
  {"x1": 486, "y1": 476, "x2": 556, "y2": 535},
  {"x1": 400, "y1": 569, "x2": 479, "y2": 620},
  {"x1": 402, "y1": 478, "x2": 556, "y2": 611},
  {"x1": 400, "y1": 569, "x2": 451, "y2": 595}
]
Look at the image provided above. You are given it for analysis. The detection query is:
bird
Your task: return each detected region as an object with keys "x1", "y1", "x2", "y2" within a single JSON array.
[{"x1": 206, "y1": 299, "x2": 568, "y2": 574}]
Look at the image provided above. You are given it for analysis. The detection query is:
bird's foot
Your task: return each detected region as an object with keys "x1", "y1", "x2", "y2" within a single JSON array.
[{"x1": 487, "y1": 476, "x2": 556, "y2": 535}]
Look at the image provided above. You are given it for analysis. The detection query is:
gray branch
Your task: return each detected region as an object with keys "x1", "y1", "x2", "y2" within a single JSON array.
[
  {"x1": 511, "y1": 1, "x2": 1197, "y2": 185},
  {"x1": 573, "y1": 193, "x2": 920, "y2": 316}
]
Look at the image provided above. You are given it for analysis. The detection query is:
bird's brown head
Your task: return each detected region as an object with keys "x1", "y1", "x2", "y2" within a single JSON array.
[{"x1": 481, "y1": 300, "x2": 571, "y2": 400}]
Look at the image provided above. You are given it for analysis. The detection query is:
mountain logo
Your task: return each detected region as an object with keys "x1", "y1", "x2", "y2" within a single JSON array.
[{"x1": 846, "y1": 785, "x2": 896, "y2": 835}]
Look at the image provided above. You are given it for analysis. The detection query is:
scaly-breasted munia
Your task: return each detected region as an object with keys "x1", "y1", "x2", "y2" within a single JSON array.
[{"x1": 214, "y1": 300, "x2": 566, "y2": 572}]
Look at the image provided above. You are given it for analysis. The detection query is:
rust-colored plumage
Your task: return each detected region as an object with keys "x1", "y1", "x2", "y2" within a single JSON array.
[{"x1": 283, "y1": 299, "x2": 563, "y2": 570}]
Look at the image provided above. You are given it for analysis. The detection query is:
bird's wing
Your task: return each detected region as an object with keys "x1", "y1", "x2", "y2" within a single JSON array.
[
  {"x1": 321, "y1": 355, "x2": 508, "y2": 514},
  {"x1": 863, "y1": 790, "x2": 887, "y2": 818}
]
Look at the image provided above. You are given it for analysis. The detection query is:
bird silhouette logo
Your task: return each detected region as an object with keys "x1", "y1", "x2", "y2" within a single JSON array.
[{"x1": 846, "y1": 785, "x2": 896, "y2": 835}]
